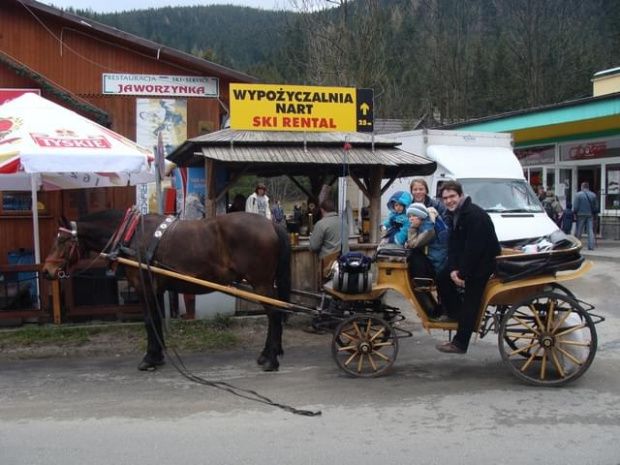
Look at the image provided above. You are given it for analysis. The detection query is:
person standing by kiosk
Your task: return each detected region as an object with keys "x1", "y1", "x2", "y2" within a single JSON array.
[
  {"x1": 305, "y1": 198, "x2": 349, "y2": 333},
  {"x1": 246, "y1": 183, "x2": 271, "y2": 219}
]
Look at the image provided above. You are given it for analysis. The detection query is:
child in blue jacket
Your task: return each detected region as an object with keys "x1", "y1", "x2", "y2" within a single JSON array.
[{"x1": 381, "y1": 191, "x2": 412, "y2": 246}]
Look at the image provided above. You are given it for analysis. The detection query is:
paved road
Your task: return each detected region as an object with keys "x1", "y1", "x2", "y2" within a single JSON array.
[{"x1": 1, "y1": 261, "x2": 619, "y2": 465}]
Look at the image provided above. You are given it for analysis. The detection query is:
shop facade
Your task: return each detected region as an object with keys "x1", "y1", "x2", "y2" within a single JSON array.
[
  {"x1": 516, "y1": 136, "x2": 620, "y2": 239},
  {"x1": 444, "y1": 68, "x2": 620, "y2": 239}
]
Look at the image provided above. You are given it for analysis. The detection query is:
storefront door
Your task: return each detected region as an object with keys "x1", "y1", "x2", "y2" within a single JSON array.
[
  {"x1": 577, "y1": 166, "x2": 601, "y2": 233},
  {"x1": 559, "y1": 168, "x2": 572, "y2": 206}
]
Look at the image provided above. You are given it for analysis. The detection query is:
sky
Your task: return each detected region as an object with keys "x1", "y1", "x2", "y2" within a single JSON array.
[{"x1": 42, "y1": 0, "x2": 294, "y2": 13}]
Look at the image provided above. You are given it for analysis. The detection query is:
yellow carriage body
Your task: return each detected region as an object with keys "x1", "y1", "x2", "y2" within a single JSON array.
[{"x1": 324, "y1": 253, "x2": 593, "y2": 334}]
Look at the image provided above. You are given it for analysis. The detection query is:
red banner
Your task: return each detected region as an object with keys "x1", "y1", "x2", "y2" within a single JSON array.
[
  {"x1": 31, "y1": 134, "x2": 112, "y2": 149},
  {"x1": 0, "y1": 89, "x2": 40, "y2": 106}
]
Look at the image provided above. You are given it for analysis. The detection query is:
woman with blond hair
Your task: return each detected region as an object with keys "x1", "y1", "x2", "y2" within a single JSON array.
[{"x1": 409, "y1": 178, "x2": 446, "y2": 218}]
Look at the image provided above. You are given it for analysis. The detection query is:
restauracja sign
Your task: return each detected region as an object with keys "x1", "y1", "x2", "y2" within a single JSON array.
[{"x1": 102, "y1": 74, "x2": 219, "y2": 98}]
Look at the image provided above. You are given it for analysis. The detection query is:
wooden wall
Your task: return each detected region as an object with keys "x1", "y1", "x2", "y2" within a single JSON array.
[
  {"x1": 0, "y1": 6, "x2": 232, "y2": 138},
  {"x1": 0, "y1": 1, "x2": 247, "y2": 265}
]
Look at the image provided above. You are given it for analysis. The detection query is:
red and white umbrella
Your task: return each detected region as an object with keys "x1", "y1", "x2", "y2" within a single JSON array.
[
  {"x1": 0, "y1": 93, "x2": 156, "y2": 263},
  {"x1": 0, "y1": 93, "x2": 154, "y2": 189}
]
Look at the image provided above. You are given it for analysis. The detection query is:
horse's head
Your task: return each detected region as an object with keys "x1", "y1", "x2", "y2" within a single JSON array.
[{"x1": 42, "y1": 216, "x2": 81, "y2": 279}]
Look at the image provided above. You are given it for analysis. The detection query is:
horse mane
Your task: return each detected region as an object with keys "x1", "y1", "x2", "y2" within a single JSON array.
[{"x1": 78, "y1": 209, "x2": 126, "y2": 224}]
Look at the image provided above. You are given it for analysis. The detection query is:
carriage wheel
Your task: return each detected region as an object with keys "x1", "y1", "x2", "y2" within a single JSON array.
[
  {"x1": 502, "y1": 284, "x2": 576, "y2": 358},
  {"x1": 498, "y1": 292, "x2": 597, "y2": 386},
  {"x1": 331, "y1": 314, "x2": 398, "y2": 378}
]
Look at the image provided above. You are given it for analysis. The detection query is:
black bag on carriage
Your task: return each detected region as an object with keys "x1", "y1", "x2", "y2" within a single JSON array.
[{"x1": 333, "y1": 251, "x2": 372, "y2": 294}]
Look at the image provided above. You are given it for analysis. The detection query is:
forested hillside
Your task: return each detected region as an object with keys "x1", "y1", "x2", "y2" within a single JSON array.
[{"x1": 74, "y1": 0, "x2": 620, "y2": 125}]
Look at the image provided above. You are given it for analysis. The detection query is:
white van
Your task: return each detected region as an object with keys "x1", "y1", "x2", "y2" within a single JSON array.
[{"x1": 383, "y1": 129, "x2": 559, "y2": 245}]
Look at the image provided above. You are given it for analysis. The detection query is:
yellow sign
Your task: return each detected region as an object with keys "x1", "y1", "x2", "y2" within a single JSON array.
[{"x1": 230, "y1": 83, "x2": 366, "y2": 132}]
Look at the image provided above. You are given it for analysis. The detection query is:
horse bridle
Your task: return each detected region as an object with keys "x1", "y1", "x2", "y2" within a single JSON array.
[{"x1": 49, "y1": 221, "x2": 81, "y2": 278}]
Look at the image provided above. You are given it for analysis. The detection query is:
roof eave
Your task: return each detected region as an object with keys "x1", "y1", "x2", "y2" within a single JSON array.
[
  {"x1": 18, "y1": 0, "x2": 257, "y2": 83},
  {"x1": 442, "y1": 92, "x2": 620, "y2": 132}
]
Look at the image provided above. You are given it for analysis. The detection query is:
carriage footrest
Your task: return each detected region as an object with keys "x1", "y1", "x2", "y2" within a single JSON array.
[
  {"x1": 376, "y1": 246, "x2": 409, "y2": 263},
  {"x1": 412, "y1": 277, "x2": 435, "y2": 290}
]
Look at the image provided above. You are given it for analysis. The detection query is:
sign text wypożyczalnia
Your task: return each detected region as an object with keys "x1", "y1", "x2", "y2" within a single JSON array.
[{"x1": 230, "y1": 84, "x2": 373, "y2": 132}]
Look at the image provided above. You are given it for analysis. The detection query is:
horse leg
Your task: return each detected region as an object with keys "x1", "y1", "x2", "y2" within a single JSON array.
[
  {"x1": 256, "y1": 305, "x2": 284, "y2": 372},
  {"x1": 138, "y1": 289, "x2": 166, "y2": 371}
]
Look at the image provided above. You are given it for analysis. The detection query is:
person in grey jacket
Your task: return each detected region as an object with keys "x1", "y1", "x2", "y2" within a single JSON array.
[
  {"x1": 305, "y1": 198, "x2": 349, "y2": 334},
  {"x1": 308, "y1": 199, "x2": 349, "y2": 259},
  {"x1": 572, "y1": 182, "x2": 598, "y2": 250}
]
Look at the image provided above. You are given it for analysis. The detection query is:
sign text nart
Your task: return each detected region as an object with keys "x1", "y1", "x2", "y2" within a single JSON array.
[{"x1": 230, "y1": 84, "x2": 374, "y2": 132}]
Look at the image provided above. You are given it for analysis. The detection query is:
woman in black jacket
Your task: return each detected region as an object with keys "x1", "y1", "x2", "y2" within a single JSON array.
[{"x1": 435, "y1": 180, "x2": 501, "y2": 354}]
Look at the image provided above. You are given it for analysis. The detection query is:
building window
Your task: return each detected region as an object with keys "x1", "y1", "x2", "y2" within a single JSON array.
[
  {"x1": 1, "y1": 191, "x2": 47, "y2": 215},
  {"x1": 515, "y1": 145, "x2": 555, "y2": 166},
  {"x1": 606, "y1": 164, "x2": 620, "y2": 210},
  {"x1": 2, "y1": 192, "x2": 31, "y2": 211}
]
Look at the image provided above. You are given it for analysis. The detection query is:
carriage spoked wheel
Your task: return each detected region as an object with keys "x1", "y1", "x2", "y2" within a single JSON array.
[
  {"x1": 502, "y1": 284, "x2": 577, "y2": 359},
  {"x1": 331, "y1": 314, "x2": 398, "y2": 378},
  {"x1": 498, "y1": 292, "x2": 597, "y2": 386}
]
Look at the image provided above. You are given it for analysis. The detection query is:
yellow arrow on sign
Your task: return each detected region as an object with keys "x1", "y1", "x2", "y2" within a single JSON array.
[{"x1": 360, "y1": 102, "x2": 370, "y2": 115}]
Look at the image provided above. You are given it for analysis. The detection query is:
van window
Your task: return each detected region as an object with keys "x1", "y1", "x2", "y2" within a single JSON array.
[{"x1": 460, "y1": 179, "x2": 544, "y2": 213}]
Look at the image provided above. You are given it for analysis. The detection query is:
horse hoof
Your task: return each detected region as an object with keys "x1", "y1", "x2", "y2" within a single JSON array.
[
  {"x1": 261, "y1": 361, "x2": 279, "y2": 372},
  {"x1": 256, "y1": 354, "x2": 267, "y2": 366},
  {"x1": 138, "y1": 359, "x2": 165, "y2": 371}
]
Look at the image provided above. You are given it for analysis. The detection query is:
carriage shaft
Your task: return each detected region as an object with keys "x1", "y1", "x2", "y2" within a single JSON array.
[{"x1": 102, "y1": 254, "x2": 312, "y2": 314}]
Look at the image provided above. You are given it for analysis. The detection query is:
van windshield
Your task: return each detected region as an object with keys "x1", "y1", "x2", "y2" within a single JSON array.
[{"x1": 458, "y1": 179, "x2": 544, "y2": 213}]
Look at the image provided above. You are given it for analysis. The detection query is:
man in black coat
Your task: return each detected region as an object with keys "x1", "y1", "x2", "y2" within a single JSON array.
[{"x1": 435, "y1": 180, "x2": 501, "y2": 354}]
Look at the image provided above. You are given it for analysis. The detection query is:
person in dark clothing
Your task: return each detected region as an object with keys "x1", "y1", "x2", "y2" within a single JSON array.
[
  {"x1": 307, "y1": 199, "x2": 322, "y2": 225},
  {"x1": 228, "y1": 194, "x2": 246, "y2": 213},
  {"x1": 560, "y1": 202, "x2": 574, "y2": 235},
  {"x1": 435, "y1": 180, "x2": 501, "y2": 354}
]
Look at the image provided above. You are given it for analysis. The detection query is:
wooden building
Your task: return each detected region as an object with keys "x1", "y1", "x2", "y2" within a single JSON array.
[{"x1": 0, "y1": 0, "x2": 255, "y2": 320}]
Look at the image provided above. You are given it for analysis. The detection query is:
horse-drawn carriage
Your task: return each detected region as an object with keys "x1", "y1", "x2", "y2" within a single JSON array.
[
  {"x1": 315, "y1": 242, "x2": 602, "y2": 386},
  {"x1": 42, "y1": 209, "x2": 603, "y2": 387}
]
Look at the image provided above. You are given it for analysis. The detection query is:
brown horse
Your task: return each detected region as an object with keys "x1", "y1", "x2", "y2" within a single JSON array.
[{"x1": 42, "y1": 209, "x2": 291, "y2": 372}]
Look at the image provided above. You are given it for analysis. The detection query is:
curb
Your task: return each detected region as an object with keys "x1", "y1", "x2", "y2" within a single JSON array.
[{"x1": 580, "y1": 253, "x2": 618, "y2": 263}]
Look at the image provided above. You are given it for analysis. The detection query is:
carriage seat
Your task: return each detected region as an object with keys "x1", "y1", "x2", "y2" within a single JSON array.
[
  {"x1": 375, "y1": 245, "x2": 409, "y2": 263},
  {"x1": 375, "y1": 246, "x2": 436, "y2": 288},
  {"x1": 494, "y1": 234, "x2": 584, "y2": 283}
]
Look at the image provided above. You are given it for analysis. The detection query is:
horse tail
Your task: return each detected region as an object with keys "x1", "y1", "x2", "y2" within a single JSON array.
[{"x1": 274, "y1": 225, "x2": 291, "y2": 302}]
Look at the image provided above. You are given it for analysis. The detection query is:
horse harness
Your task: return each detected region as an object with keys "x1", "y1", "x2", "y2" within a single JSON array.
[
  {"x1": 50, "y1": 221, "x2": 81, "y2": 276},
  {"x1": 108, "y1": 207, "x2": 179, "y2": 266}
]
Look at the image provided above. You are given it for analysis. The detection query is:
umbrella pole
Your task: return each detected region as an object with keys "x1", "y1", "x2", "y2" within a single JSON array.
[
  {"x1": 30, "y1": 173, "x2": 41, "y2": 264},
  {"x1": 154, "y1": 145, "x2": 168, "y2": 327},
  {"x1": 30, "y1": 173, "x2": 41, "y2": 310},
  {"x1": 155, "y1": 166, "x2": 163, "y2": 215}
]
